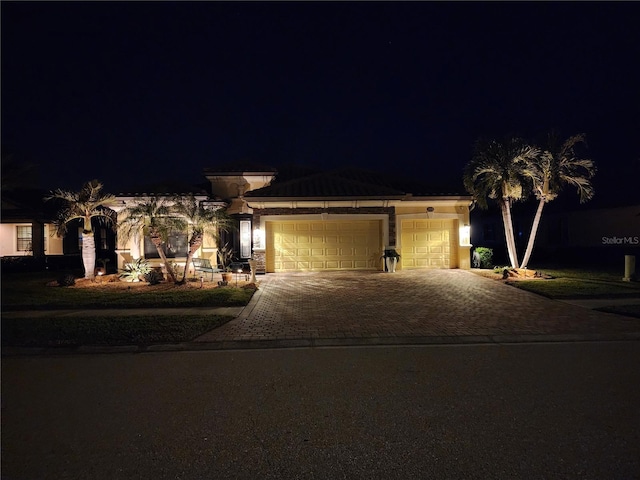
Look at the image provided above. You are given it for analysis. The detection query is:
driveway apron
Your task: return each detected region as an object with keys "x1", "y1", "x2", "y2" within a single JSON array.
[{"x1": 195, "y1": 270, "x2": 640, "y2": 342}]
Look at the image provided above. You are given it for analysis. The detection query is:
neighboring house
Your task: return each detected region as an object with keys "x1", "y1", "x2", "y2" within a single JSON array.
[
  {"x1": 114, "y1": 165, "x2": 473, "y2": 274},
  {"x1": 0, "y1": 190, "x2": 64, "y2": 259},
  {"x1": 1, "y1": 189, "x2": 118, "y2": 272},
  {"x1": 533, "y1": 203, "x2": 640, "y2": 265},
  {"x1": 471, "y1": 200, "x2": 640, "y2": 266}
]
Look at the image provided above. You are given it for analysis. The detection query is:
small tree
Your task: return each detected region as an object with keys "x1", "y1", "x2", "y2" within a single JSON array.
[
  {"x1": 118, "y1": 196, "x2": 185, "y2": 283},
  {"x1": 46, "y1": 180, "x2": 117, "y2": 279},
  {"x1": 172, "y1": 196, "x2": 233, "y2": 284}
]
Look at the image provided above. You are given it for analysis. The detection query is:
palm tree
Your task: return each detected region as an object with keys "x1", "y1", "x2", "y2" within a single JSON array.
[
  {"x1": 46, "y1": 180, "x2": 117, "y2": 279},
  {"x1": 118, "y1": 196, "x2": 186, "y2": 283},
  {"x1": 519, "y1": 133, "x2": 596, "y2": 268},
  {"x1": 464, "y1": 137, "x2": 540, "y2": 268},
  {"x1": 172, "y1": 195, "x2": 233, "y2": 284}
]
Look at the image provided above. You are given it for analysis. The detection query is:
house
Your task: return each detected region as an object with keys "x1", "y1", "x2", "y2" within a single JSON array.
[
  {"x1": 1, "y1": 188, "x2": 119, "y2": 272},
  {"x1": 112, "y1": 165, "x2": 473, "y2": 275},
  {"x1": 0, "y1": 189, "x2": 65, "y2": 270},
  {"x1": 2, "y1": 166, "x2": 473, "y2": 275},
  {"x1": 204, "y1": 165, "x2": 473, "y2": 273},
  {"x1": 531, "y1": 203, "x2": 640, "y2": 266}
]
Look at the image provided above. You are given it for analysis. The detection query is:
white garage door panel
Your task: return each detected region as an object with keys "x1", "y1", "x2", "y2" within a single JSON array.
[{"x1": 267, "y1": 220, "x2": 381, "y2": 272}]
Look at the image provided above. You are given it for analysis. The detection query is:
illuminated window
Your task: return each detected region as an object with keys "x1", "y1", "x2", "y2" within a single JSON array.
[
  {"x1": 16, "y1": 225, "x2": 32, "y2": 251},
  {"x1": 144, "y1": 233, "x2": 188, "y2": 258}
]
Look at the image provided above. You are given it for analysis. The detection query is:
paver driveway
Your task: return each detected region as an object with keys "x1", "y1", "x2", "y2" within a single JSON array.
[{"x1": 195, "y1": 270, "x2": 640, "y2": 343}]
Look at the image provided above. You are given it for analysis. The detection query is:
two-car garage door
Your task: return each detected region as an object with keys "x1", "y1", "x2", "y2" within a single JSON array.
[{"x1": 266, "y1": 220, "x2": 381, "y2": 272}]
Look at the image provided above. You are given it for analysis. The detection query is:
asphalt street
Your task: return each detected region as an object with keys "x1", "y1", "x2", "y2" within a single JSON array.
[{"x1": 2, "y1": 342, "x2": 640, "y2": 479}]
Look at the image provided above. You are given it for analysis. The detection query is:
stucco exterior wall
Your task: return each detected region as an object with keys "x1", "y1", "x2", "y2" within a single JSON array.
[
  {"x1": 0, "y1": 223, "x2": 20, "y2": 257},
  {"x1": 0, "y1": 223, "x2": 64, "y2": 257}
]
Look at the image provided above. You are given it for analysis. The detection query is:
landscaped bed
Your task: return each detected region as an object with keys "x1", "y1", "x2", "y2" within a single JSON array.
[
  {"x1": 471, "y1": 267, "x2": 640, "y2": 300},
  {"x1": 2, "y1": 272, "x2": 257, "y2": 310}
]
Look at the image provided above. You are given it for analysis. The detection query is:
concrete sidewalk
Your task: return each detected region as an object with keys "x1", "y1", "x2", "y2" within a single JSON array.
[
  {"x1": 2, "y1": 306, "x2": 244, "y2": 319},
  {"x1": 558, "y1": 297, "x2": 640, "y2": 309}
]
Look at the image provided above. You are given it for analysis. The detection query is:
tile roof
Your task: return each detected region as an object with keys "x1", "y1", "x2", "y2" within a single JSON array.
[
  {"x1": 245, "y1": 169, "x2": 406, "y2": 198},
  {"x1": 245, "y1": 167, "x2": 465, "y2": 199}
]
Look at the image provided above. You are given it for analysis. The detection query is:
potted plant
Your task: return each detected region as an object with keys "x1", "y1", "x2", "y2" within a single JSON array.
[
  {"x1": 217, "y1": 244, "x2": 235, "y2": 284},
  {"x1": 381, "y1": 248, "x2": 400, "y2": 273}
]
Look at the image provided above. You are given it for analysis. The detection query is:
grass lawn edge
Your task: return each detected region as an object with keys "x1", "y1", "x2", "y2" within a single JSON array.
[{"x1": 1, "y1": 314, "x2": 235, "y2": 349}]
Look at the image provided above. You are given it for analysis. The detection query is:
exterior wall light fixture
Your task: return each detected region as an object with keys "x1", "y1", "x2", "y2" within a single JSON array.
[{"x1": 459, "y1": 223, "x2": 471, "y2": 246}]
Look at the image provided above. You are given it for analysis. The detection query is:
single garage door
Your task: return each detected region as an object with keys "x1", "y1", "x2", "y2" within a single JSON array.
[
  {"x1": 266, "y1": 220, "x2": 382, "y2": 272},
  {"x1": 400, "y1": 219, "x2": 457, "y2": 269}
]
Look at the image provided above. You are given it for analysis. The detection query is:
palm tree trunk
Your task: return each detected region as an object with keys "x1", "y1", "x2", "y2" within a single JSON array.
[
  {"x1": 150, "y1": 233, "x2": 177, "y2": 283},
  {"x1": 500, "y1": 199, "x2": 519, "y2": 268},
  {"x1": 520, "y1": 199, "x2": 545, "y2": 269},
  {"x1": 81, "y1": 232, "x2": 96, "y2": 279},
  {"x1": 179, "y1": 233, "x2": 203, "y2": 284}
]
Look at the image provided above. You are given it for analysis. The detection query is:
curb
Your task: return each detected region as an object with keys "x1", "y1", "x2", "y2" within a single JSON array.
[{"x1": 3, "y1": 332, "x2": 640, "y2": 356}]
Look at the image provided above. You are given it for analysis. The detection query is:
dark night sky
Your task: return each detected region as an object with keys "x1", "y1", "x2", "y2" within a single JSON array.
[{"x1": 2, "y1": 2, "x2": 639, "y2": 203}]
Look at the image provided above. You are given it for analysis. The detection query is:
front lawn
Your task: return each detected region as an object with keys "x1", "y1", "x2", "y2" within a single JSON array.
[
  {"x1": 1, "y1": 272, "x2": 257, "y2": 310},
  {"x1": 2, "y1": 314, "x2": 233, "y2": 348},
  {"x1": 472, "y1": 267, "x2": 640, "y2": 299},
  {"x1": 510, "y1": 277, "x2": 640, "y2": 298}
]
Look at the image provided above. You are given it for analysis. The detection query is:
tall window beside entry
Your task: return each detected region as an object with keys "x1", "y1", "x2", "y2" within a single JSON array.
[
  {"x1": 240, "y1": 219, "x2": 251, "y2": 258},
  {"x1": 16, "y1": 225, "x2": 32, "y2": 252}
]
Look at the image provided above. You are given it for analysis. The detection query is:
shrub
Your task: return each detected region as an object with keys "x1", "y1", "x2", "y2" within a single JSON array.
[
  {"x1": 57, "y1": 272, "x2": 76, "y2": 287},
  {"x1": 119, "y1": 258, "x2": 152, "y2": 282},
  {"x1": 474, "y1": 247, "x2": 494, "y2": 268},
  {"x1": 144, "y1": 269, "x2": 165, "y2": 285}
]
